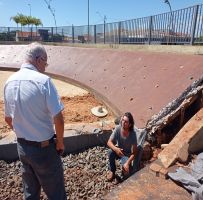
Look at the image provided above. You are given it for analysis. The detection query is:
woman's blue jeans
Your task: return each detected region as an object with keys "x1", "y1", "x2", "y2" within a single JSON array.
[
  {"x1": 108, "y1": 146, "x2": 143, "y2": 175},
  {"x1": 108, "y1": 149, "x2": 130, "y2": 173},
  {"x1": 17, "y1": 141, "x2": 67, "y2": 200}
]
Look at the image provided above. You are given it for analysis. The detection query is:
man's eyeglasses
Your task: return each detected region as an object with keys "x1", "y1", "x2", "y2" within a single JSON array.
[{"x1": 36, "y1": 56, "x2": 48, "y2": 67}]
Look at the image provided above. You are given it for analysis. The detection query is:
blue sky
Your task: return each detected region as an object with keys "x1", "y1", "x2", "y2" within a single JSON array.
[{"x1": 0, "y1": 0, "x2": 203, "y2": 27}]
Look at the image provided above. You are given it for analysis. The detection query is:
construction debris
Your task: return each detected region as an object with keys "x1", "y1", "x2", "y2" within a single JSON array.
[{"x1": 158, "y1": 108, "x2": 203, "y2": 168}]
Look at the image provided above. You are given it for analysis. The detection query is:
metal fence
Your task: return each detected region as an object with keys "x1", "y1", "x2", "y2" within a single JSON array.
[{"x1": 0, "y1": 4, "x2": 202, "y2": 45}]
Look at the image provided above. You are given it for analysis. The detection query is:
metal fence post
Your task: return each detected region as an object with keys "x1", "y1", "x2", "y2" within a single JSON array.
[
  {"x1": 104, "y1": 23, "x2": 106, "y2": 44},
  {"x1": 148, "y1": 16, "x2": 152, "y2": 45},
  {"x1": 31, "y1": 27, "x2": 33, "y2": 41},
  {"x1": 94, "y1": 25, "x2": 96, "y2": 44},
  {"x1": 190, "y1": 5, "x2": 199, "y2": 45},
  {"x1": 72, "y1": 24, "x2": 74, "y2": 43},
  {"x1": 7, "y1": 27, "x2": 10, "y2": 41},
  {"x1": 118, "y1": 21, "x2": 121, "y2": 44},
  {"x1": 62, "y1": 29, "x2": 64, "y2": 41},
  {"x1": 51, "y1": 27, "x2": 53, "y2": 42}
]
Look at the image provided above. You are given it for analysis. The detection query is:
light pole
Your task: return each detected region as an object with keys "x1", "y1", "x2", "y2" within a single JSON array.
[
  {"x1": 88, "y1": 0, "x2": 89, "y2": 43},
  {"x1": 164, "y1": 0, "x2": 172, "y2": 13},
  {"x1": 28, "y1": 3, "x2": 31, "y2": 16},
  {"x1": 164, "y1": 0, "x2": 173, "y2": 33}
]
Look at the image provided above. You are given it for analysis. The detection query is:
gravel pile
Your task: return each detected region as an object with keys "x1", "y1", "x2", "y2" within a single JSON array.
[{"x1": 0, "y1": 146, "x2": 122, "y2": 200}]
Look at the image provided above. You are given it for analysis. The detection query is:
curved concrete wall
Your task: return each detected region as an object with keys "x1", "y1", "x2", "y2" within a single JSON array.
[{"x1": 0, "y1": 44, "x2": 203, "y2": 128}]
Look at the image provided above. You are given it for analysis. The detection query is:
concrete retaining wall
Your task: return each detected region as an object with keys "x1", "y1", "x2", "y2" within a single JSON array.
[{"x1": 0, "y1": 131, "x2": 111, "y2": 162}]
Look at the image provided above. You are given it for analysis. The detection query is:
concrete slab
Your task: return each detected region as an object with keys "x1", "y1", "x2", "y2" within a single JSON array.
[
  {"x1": 0, "y1": 131, "x2": 16, "y2": 144},
  {"x1": 158, "y1": 108, "x2": 203, "y2": 168},
  {"x1": 0, "y1": 45, "x2": 202, "y2": 128},
  {"x1": 104, "y1": 165, "x2": 191, "y2": 200}
]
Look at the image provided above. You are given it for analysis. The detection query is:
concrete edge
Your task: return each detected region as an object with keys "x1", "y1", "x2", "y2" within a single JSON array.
[{"x1": 0, "y1": 130, "x2": 111, "y2": 162}]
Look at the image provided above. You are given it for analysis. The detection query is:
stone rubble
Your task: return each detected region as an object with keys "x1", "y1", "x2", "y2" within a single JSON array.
[{"x1": 0, "y1": 146, "x2": 122, "y2": 200}]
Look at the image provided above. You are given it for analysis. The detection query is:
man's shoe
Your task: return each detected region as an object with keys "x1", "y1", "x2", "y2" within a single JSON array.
[{"x1": 107, "y1": 171, "x2": 115, "y2": 182}]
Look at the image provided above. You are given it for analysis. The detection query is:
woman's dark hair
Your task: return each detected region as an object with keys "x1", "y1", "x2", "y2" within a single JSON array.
[{"x1": 123, "y1": 112, "x2": 134, "y2": 131}]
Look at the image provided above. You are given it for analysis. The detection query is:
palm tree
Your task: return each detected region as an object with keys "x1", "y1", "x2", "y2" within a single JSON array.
[
  {"x1": 33, "y1": 18, "x2": 43, "y2": 36},
  {"x1": 12, "y1": 13, "x2": 25, "y2": 32},
  {"x1": 26, "y1": 16, "x2": 34, "y2": 27},
  {"x1": 10, "y1": 13, "x2": 43, "y2": 41},
  {"x1": 10, "y1": 13, "x2": 25, "y2": 40},
  {"x1": 10, "y1": 14, "x2": 21, "y2": 28},
  {"x1": 10, "y1": 13, "x2": 43, "y2": 29},
  {"x1": 19, "y1": 14, "x2": 28, "y2": 32},
  {"x1": 33, "y1": 18, "x2": 42, "y2": 28}
]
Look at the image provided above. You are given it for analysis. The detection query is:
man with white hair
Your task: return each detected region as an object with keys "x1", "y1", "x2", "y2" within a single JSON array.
[{"x1": 4, "y1": 42, "x2": 67, "y2": 199}]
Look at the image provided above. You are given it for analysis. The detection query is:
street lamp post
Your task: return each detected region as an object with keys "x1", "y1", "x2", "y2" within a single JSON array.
[
  {"x1": 164, "y1": 0, "x2": 173, "y2": 44},
  {"x1": 164, "y1": 0, "x2": 173, "y2": 33},
  {"x1": 28, "y1": 3, "x2": 31, "y2": 16},
  {"x1": 164, "y1": 0, "x2": 172, "y2": 13}
]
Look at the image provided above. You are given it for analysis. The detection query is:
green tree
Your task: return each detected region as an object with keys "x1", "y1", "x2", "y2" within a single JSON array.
[
  {"x1": 26, "y1": 16, "x2": 34, "y2": 27},
  {"x1": 32, "y1": 17, "x2": 43, "y2": 35},
  {"x1": 20, "y1": 15, "x2": 28, "y2": 26},
  {"x1": 33, "y1": 18, "x2": 42, "y2": 28},
  {"x1": 10, "y1": 13, "x2": 43, "y2": 41},
  {"x1": 10, "y1": 13, "x2": 43, "y2": 29},
  {"x1": 10, "y1": 14, "x2": 21, "y2": 28},
  {"x1": 11, "y1": 13, "x2": 26, "y2": 31}
]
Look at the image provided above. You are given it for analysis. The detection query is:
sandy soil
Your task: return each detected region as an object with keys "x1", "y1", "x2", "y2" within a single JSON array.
[
  {"x1": 0, "y1": 71, "x2": 115, "y2": 139},
  {"x1": 0, "y1": 71, "x2": 89, "y2": 100}
]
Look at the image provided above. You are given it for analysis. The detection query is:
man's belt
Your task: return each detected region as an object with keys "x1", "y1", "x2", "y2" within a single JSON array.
[{"x1": 17, "y1": 136, "x2": 55, "y2": 148}]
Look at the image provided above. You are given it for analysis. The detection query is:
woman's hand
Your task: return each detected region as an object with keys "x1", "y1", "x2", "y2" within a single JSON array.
[
  {"x1": 123, "y1": 162, "x2": 130, "y2": 174},
  {"x1": 115, "y1": 147, "x2": 124, "y2": 157}
]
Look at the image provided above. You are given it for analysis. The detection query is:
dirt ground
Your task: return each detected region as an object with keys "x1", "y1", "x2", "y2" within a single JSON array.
[{"x1": 0, "y1": 71, "x2": 115, "y2": 139}]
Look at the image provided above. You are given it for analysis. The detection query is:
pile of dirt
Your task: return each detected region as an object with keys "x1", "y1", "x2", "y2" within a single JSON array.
[
  {"x1": 0, "y1": 93, "x2": 115, "y2": 139},
  {"x1": 62, "y1": 94, "x2": 114, "y2": 124}
]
